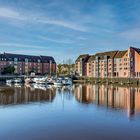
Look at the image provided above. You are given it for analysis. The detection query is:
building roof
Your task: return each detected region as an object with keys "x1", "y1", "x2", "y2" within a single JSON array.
[
  {"x1": 114, "y1": 50, "x2": 127, "y2": 58},
  {"x1": 4, "y1": 53, "x2": 41, "y2": 62},
  {"x1": 0, "y1": 53, "x2": 56, "y2": 63},
  {"x1": 87, "y1": 55, "x2": 96, "y2": 62},
  {"x1": 95, "y1": 51, "x2": 118, "y2": 60},
  {"x1": 75, "y1": 54, "x2": 89, "y2": 62},
  {"x1": 40, "y1": 56, "x2": 55, "y2": 63},
  {"x1": 130, "y1": 47, "x2": 140, "y2": 55},
  {"x1": 0, "y1": 53, "x2": 7, "y2": 59}
]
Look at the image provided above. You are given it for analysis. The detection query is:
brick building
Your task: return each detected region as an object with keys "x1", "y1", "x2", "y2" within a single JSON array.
[
  {"x1": 75, "y1": 47, "x2": 140, "y2": 78},
  {"x1": 0, "y1": 53, "x2": 56, "y2": 75}
]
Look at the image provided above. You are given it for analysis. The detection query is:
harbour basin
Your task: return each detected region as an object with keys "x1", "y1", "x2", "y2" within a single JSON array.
[{"x1": 0, "y1": 84, "x2": 140, "y2": 140}]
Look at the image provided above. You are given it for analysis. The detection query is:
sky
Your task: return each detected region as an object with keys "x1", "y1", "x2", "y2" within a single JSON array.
[{"x1": 0, "y1": 0, "x2": 140, "y2": 63}]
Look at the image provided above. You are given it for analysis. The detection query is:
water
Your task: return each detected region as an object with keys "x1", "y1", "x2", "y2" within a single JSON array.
[{"x1": 0, "y1": 83, "x2": 140, "y2": 140}]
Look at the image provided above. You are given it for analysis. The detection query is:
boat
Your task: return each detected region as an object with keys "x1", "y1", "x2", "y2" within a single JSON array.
[
  {"x1": 6, "y1": 79, "x2": 14, "y2": 84},
  {"x1": 14, "y1": 78, "x2": 22, "y2": 83},
  {"x1": 53, "y1": 79, "x2": 63, "y2": 86},
  {"x1": 33, "y1": 77, "x2": 47, "y2": 84},
  {"x1": 47, "y1": 77, "x2": 54, "y2": 85},
  {"x1": 62, "y1": 78, "x2": 72, "y2": 85}
]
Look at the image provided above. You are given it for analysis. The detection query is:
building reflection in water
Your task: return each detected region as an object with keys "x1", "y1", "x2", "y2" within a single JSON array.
[
  {"x1": 73, "y1": 84, "x2": 140, "y2": 117},
  {"x1": 0, "y1": 85, "x2": 56, "y2": 105},
  {"x1": 1, "y1": 84, "x2": 140, "y2": 118}
]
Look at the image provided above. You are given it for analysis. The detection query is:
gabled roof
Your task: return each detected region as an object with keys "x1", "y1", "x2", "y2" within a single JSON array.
[
  {"x1": 130, "y1": 47, "x2": 140, "y2": 55},
  {"x1": 75, "y1": 54, "x2": 89, "y2": 62},
  {"x1": 40, "y1": 56, "x2": 55, "y2": 63},
  {"x1": 88, "y1": 55, "x2": 95, "y2": 62},
  {"x1": 4, "y1": 53, "x2": 41, "y2": 62},
  {"x1": 114, "y1": 50, "x2": 127, "y2": 58},
  {"x1": 1, "y1": 53, "x2": 56, "y2": 63},
  {"x1": 95, "y1": 51, "x2": 118, "y2": 60}
]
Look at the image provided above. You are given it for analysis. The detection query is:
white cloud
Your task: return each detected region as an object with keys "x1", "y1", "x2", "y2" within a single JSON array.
[
  {"x1": 37, "y1": 19, "x2": 88, "y2": 32},
  {"x1": 0, "y1": 7, "x2": 26, "y2": 20},
  {"x1": 39, "y1": 36, "x2": 74, "y2": 44},
  {"x1": 0, "y1": 42, "x2": 46, "y2": 49},
  {"x1": 0, "y1": 7, "x2": 88, "y2": 32}
]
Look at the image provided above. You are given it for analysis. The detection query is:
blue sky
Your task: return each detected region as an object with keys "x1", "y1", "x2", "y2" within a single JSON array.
[{"x1": 0, "y1": 0, "x2": 140, "y2": 63}]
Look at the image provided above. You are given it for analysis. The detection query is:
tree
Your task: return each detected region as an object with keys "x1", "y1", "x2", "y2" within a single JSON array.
[
  {"x1": 57, "y1": 64, "x2": 62, "y2": 75},
  {"x1": 2, "y1": 66, "x2": 15, "y2": 74},
  {"x1": 66, "y1": 58, "x2": 73, "y2": 75}
]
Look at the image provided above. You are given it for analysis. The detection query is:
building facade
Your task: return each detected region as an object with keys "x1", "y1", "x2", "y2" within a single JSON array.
[
  {"x1": 75, "y1": 47, "x2": 140, "y2": 78},
  {"x1": 0, "y1": 53, "x2": 56, "y2": 75}
]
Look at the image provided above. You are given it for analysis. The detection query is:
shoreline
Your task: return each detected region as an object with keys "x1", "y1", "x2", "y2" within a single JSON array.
[{"x1": 73, "y1": 77, "x2": 140, "y2": 86}]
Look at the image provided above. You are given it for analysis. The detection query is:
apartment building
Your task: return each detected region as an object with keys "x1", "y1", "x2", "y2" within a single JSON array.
[
  {"x1": 75, "y1": 54, "x2": 90, "y2": 76},
  {"x1": 0, "y1": 53, "x2": 56, "y2": 75},
  {"x1": 75, "y1": 47, "x2": 140, "y2": 78}
]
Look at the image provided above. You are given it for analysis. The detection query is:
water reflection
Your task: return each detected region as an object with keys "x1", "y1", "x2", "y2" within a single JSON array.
[
  {"x1": 1, "y1": 84, "x2": 140, "y2": 118},
  {"x1": 0, "y1": 84, "x2": 140, "y2": 140},
  {"x1": 0, "y1": 84, "x2": 56, "y2": 105},
  {"x1": 74, "y1": 84, "x2": 140, "y2": 117}
]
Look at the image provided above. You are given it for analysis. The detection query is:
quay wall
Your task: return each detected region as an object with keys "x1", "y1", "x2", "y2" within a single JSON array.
[{"x1": 73, "y1": 76, "x2": 140, "y2": 86}]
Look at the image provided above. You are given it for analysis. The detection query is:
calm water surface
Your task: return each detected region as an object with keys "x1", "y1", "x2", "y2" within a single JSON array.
[{"x1": 0, "y1": 83, "x2": 140, "y2": 140}]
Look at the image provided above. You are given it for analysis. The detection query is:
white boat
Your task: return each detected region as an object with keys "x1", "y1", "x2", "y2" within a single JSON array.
[
  {"x1": 6, "y1": 83, "x2": 12, "y2": 87},
  {"x1": 62, "y1": 78, "x2": 72, "y2": 85},
  {"x1": 53, "y1": 79, "x2": 63, "y2": 86},
  {"x1": 47, "y1": 77, "x2": 54, "y2": 85},
  {"x1": 6, "y1": 79, "x2": 14, "y2": 84},
  {"x1": 14, "y1": 78, "x2": 22, "y2": 83},
  {"x1": 33, "y1": 77, "x2": 47, "y2": 84}
]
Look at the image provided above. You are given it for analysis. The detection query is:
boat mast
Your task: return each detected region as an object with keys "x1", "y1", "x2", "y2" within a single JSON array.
[{"x1": 50, "y1": 60, "x2": 52, "y2": 77}]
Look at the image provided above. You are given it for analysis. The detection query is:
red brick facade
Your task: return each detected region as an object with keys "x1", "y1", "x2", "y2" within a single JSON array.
[
  {"x1": 75, "y1": 47, "x2": 140, "y2": 78},
  {"x1": 0, "y1": 53, "x2": 56, "y2": 75}
]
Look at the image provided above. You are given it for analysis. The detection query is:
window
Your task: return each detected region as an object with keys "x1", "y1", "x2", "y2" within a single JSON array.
[
  {"x1": 25, "y1": 58, "x2": 28, "y2": 62},
  {"x1": 14, "y1": 58, "x2": 18, "y2": 61},
  {"x1": 114, "y1": 59, "x2": 116, "y2": 63}
]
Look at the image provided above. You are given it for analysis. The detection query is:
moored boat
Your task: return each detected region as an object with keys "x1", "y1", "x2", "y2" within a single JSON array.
[
  {"x1": 6, "y1": 79, "x2": 14, "y2": 84},
  {"x1": 33, "y1": 77, "x2": 47, "y2": 84},
  {"x1": 62, "y1": 77, "x2": 72, "y2": 85},
  {"x1": 14, "y1": 78, "x2": 22, "y2": 83},
  {"x1": 53, "y1": 79, "x2": 63, "y2": 86}
]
